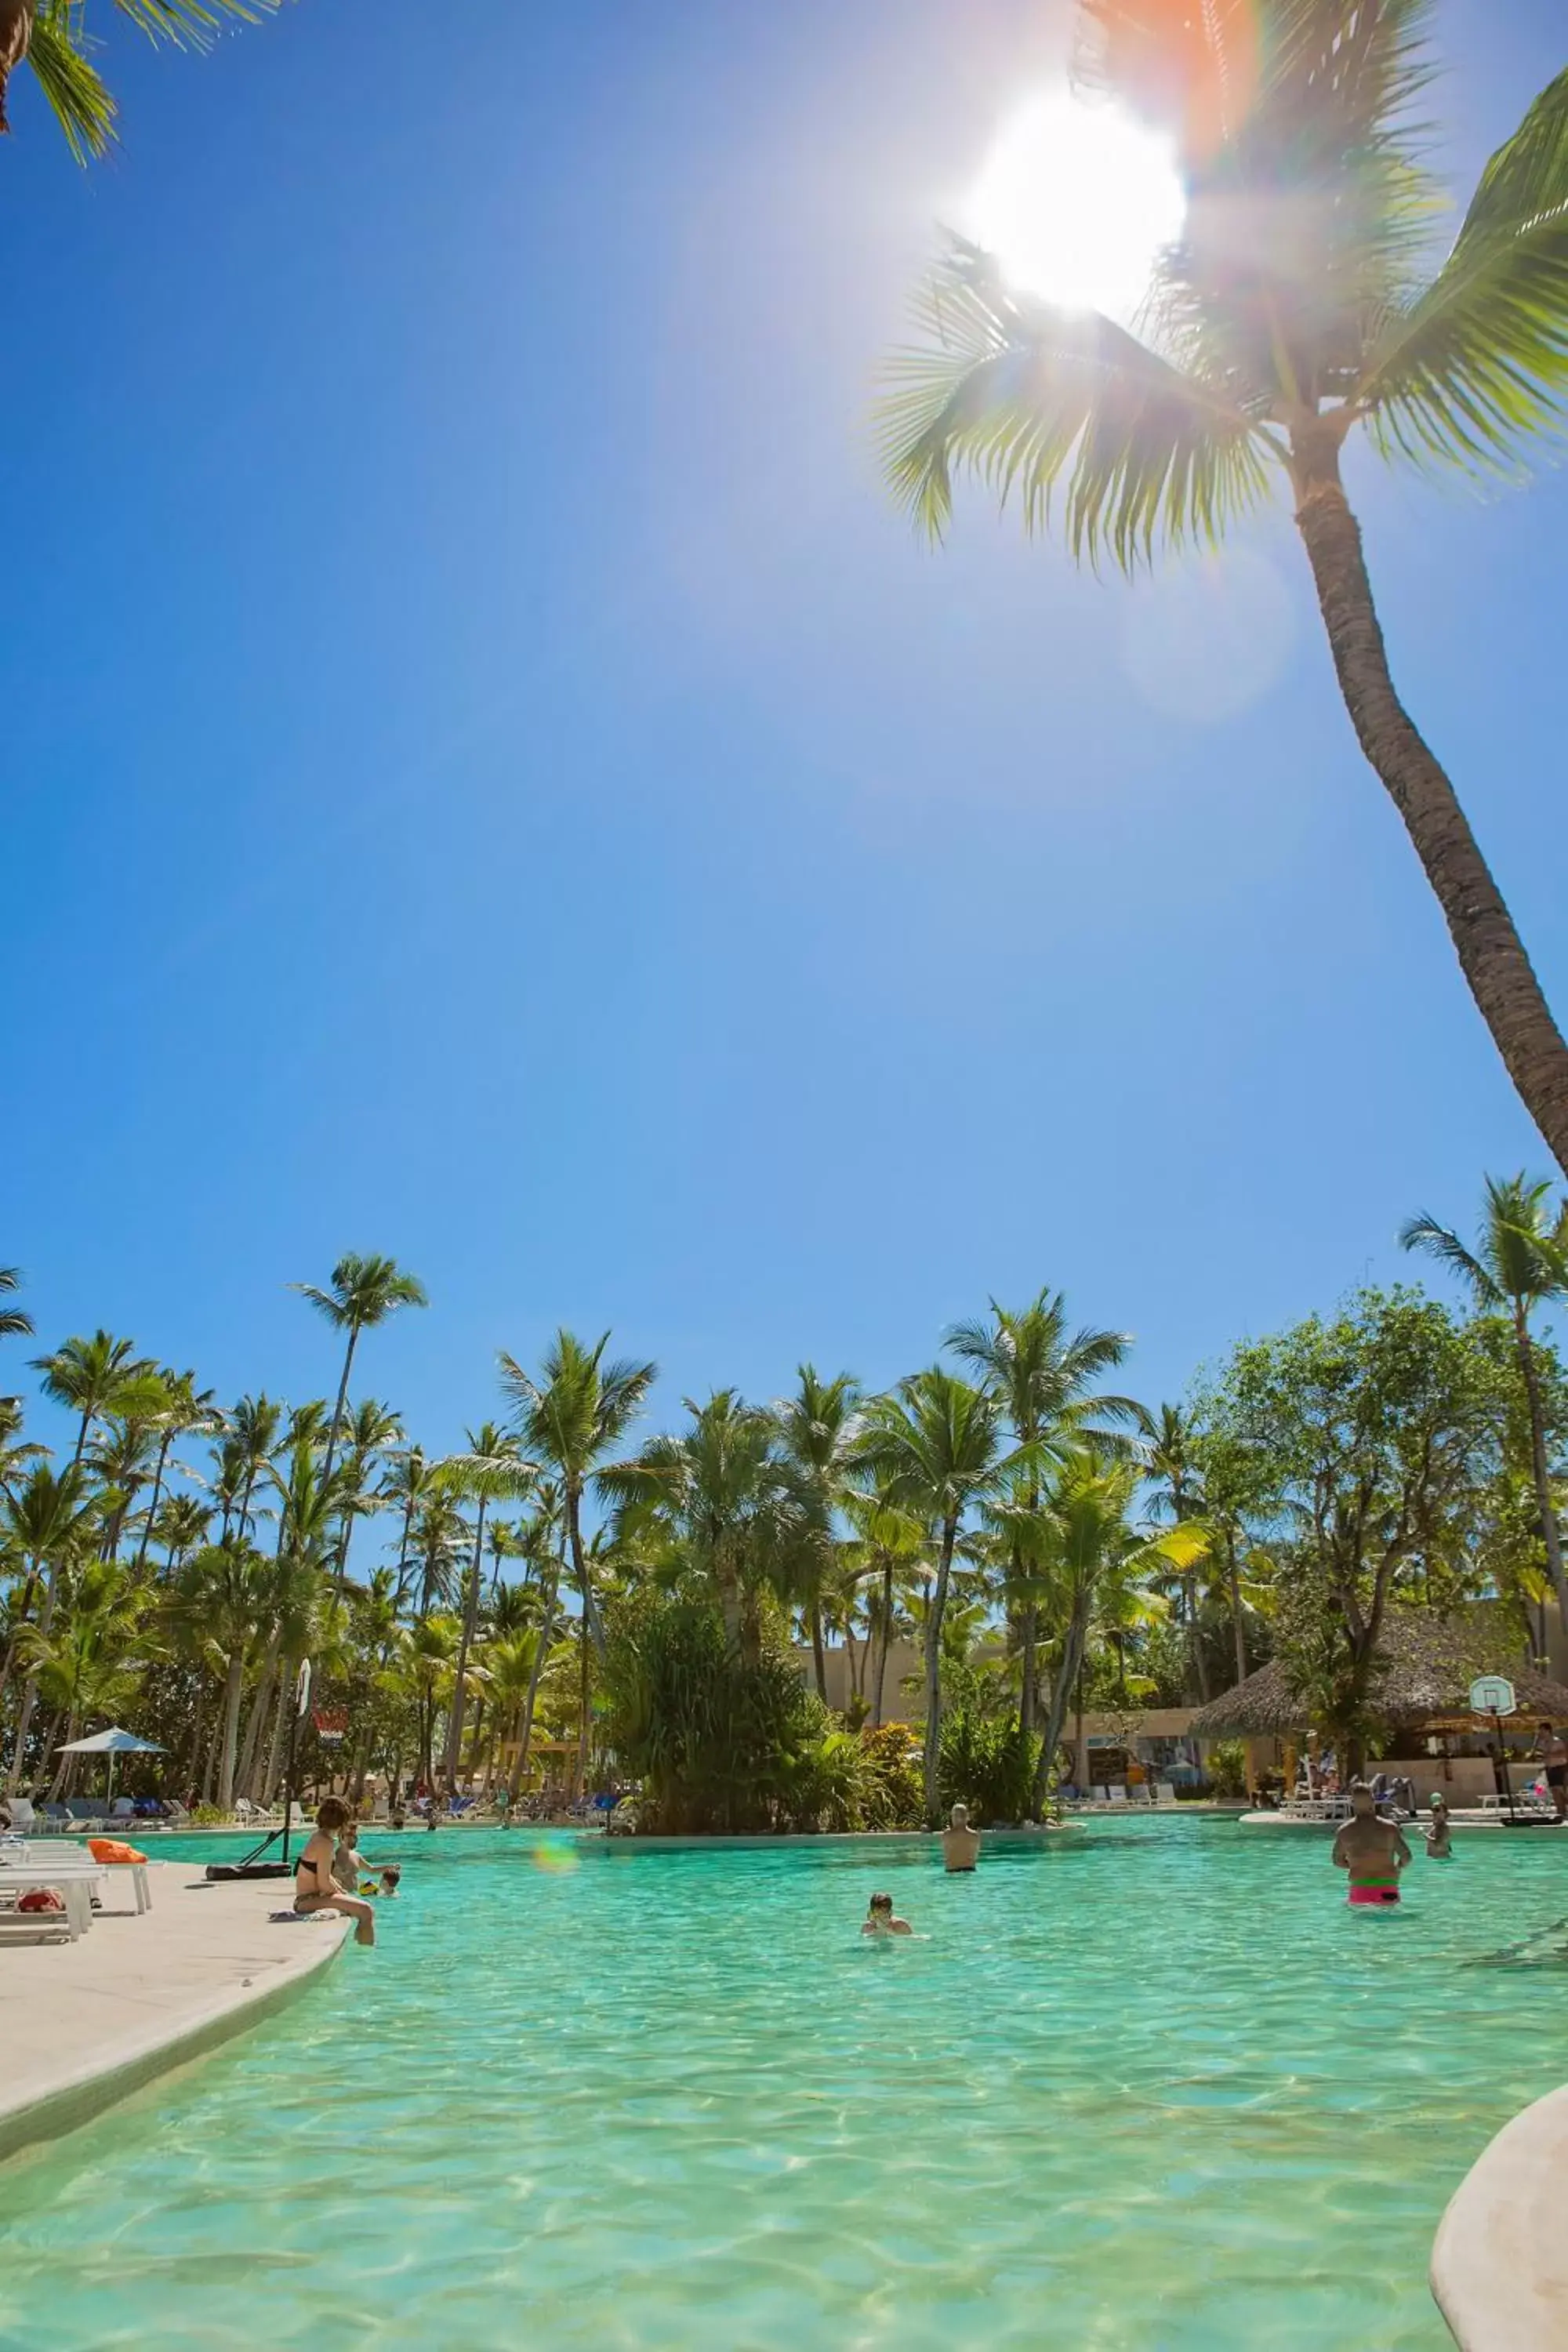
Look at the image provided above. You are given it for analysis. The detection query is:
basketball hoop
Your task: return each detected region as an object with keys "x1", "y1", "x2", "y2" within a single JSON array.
[{"x1": 311, "y1": 1708, "x2": 348, "y2": 1747}]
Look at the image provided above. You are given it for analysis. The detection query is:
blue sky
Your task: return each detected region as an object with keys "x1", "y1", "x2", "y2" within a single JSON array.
[{"x1": 5, "y1": 0, "x2": 1566, "y2": 1468}]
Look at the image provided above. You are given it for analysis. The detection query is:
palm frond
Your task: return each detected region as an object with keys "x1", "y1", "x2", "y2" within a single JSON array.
[
  {"x1": 879, "y1": 243, "x2": 1272, "y2": 572},
  {"x1": 1355, "y1": 65, "x2": 1568, "y2": 473},
  {"x1": 113, "y1": 0, "x2": 281, "y2": 47},
  {"x1": 27, "y1": 4, "x2": 116, "y2": 162}
]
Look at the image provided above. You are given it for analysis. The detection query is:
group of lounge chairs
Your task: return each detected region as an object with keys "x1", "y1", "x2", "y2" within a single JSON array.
[{"x1": 0, "y1": 1817, "x2": 158, "y2": 1945}]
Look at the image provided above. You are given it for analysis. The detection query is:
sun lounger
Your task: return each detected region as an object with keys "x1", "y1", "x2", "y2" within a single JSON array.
[
  {"x1": 1155, "y1": 1783, "x2": 1175, "y2": 1805},
  {"x1": 0, "y1": 1860, "x2": 106, "y2": 1939},
  {"x1": 4, "y1": 1798, "x2": 36, "y2": 1833},
  {"x1": 1109, "y1": 1786, "x2": 1130, "y2": 1806}
]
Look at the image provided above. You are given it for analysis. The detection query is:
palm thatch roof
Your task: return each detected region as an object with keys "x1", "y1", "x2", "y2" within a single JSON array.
[{"x1": 1189, "y1": 1610, "x2": 1568, "y2": 1739}]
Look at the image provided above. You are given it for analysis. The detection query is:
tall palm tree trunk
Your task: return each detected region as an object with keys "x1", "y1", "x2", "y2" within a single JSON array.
[
  {"x1": 575, "y1": 1621, "x2": 591, "y2": 1798},
  {"x1": 133, "y1": 1428, "x2": 174, "y2": 1577},
  {"x1": 261, "y1": 1668, "x2": 292, "y2": 1809},
  {"x1": 1227, "y1": 1535, "x2": 1249, "y2": 1688},
  {"x1": 1292, "y1": 437, "x2": 1568, "y2": 1175},
  {"x1": 920, "y1": 1516, "x2": 958, "y2": 1824},
  {"x1": 873, "y1": 1562, "x2": 894, "y2": 1729},
  {"x1": 320, "y1": 1327, "x2": 359, "y2": 1497},
  {"x1": 809, "y1": 1596, "x2": 829, "y2": 1704},
  {"x1": 514, "y1": 1568, "x2": 561, "y2": 1800},
  {"x1": 445, "y1": 1501, "x2": 488, "y2": 1786},
  {"x1": 216, "y1": 1649, "x2": 247, "y2": 1813},
  {"x1": 1033, "y1": 1596, "x2": 1089, "y2": 1817},
  {"x1": 236, "y1": 1631, "x2": 280, "y2": 1799},
  {"x1": 566, "y1": 1487, "x2": 604, "y2": 1659},
  {"x1": 1512, "y1": 1308, "x2": 1568, "y2": 1632}
]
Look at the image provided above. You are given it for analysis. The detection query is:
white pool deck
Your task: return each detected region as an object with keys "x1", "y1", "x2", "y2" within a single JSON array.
[
  {"x1": 1432, "y1": 2082, "x2": 1568, "y2": 2350},
  {"x1": 0, "y1": 1867, "x2": 348, "y2": 2164}
]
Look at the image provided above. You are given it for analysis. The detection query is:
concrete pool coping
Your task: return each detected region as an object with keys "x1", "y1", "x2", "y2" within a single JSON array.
[
  {"x1": 0, "y1": 1870, "x2": 349, "y2": 2165},
  {"x1": 1432, "y1": 2082, "x2": 1568, "y2": 2350}
]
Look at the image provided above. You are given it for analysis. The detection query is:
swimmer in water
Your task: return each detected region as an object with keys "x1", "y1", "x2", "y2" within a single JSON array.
[
  {"x1": 1423, "y1": 1794, "x2": 1454, "y2": 1859},
  {"x1": 861, "y1": 1892, "x2": 913, "y2": 1936},
  {"x1": 1331, "y1": 1780, "x2": 1412, "y2": 1906}
]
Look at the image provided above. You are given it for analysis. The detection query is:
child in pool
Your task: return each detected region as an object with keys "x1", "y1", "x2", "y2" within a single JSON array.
[
  {"x1": 1424, "y1": 1794, "x2": 1454, "y2": 1859},
  {"x1": 861, "y1": 1893, "x2": 913, "y2": 1936}
]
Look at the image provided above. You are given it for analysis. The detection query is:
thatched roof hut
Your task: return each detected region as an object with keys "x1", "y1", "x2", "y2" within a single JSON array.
[{"x1": 1189, "y1": 1610, "x2": 1568, "y2": 1739}]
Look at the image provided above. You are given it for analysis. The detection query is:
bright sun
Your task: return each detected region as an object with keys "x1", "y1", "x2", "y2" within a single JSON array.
[{"x1": 967, "y1": 93, "x2": 1185, "y2": 321}]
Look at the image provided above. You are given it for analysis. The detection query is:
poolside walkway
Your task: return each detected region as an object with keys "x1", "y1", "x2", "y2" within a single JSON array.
[
  {"x1": 1432, "y1": 2082, "x2": 1568, "y2": 2351},
  {"x1": 0, "y1": 1868, "x2": 348, "y2": 2163}
]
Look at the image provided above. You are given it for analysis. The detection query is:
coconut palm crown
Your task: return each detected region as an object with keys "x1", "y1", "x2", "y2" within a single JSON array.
[{"x1": 881, "y1": 0, "x2": 1568, "y2": 1173}]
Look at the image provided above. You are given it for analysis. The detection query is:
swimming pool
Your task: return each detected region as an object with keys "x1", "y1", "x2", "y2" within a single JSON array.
[{"x1": 0, "y1": 1815, "x2": 1561, "y2": 2348}]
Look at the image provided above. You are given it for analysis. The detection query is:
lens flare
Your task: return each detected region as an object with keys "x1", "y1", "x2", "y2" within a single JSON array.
[{"x1": 968, "y1": 93, "x2": 1185, "y2": 321}]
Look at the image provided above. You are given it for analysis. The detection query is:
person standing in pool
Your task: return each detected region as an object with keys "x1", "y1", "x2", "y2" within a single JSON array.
[
  {"x1": 1532, "y1": 1722, "x2": 1568, "y2": 1820},
  {"x1": 1331, "y1": 1781, "x2": 1412, "y2": 1906},
  {"x1": 1422, "y1": 1794, "x2": 1454, "y2": 1859},
  {"x1": 942, "y1": 1802, "x2": 981, "y2": 1873}
]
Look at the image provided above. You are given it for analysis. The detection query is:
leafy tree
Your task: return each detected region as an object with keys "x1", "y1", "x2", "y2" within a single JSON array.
[
  {"x1": 854, "y1": 1367, "x2": 1007, "y2": 1820},
  {"x1": 292, "y1": 1253, "x2": 426, "y2": 1497},
  {"x1": 171, "y1": 1541, "x2": 270, "y2": 1811},
  {"x1": 839, "y1": 1478, "x2": 927, "y2": 1727},
  {"x1": 2, "y1": 0, "x2": 287, "y2": 165},
  {"x1": 439, "y1": 1425, "x2": 531, "y2": 1784},
  {"x1": 602, "y1": 1388, "x2": 810, "y2": 1660},
  {"x1": 499, "y1": 1328, "x2": 656, "y2": 1660},
  {"x1": 1402, "y1": 1173, "x2": 1568, "y2": 1627},
  {"x1": 0, "y1": 1266, "x2": 33, "y2": 1342},
  {"x1": 31, "y1": 1330, "x2": 147, "y2": 1462},
  {"x1": 882, "y1": 5, "x2": 1568, "y2": 1172},
  {"x1": 949, "y1": 1290, "x2": 1135, "y2": 1737},
  {"x1": 773, "y1": 1364, "x2": 862, "y2": 1703},
  {"x1": 1, "y1": 1461, "x2": 97, "y2": 1783},
  {"x1": 1200, "y1": 1287, "x2": 1513, "y2": 1768}
]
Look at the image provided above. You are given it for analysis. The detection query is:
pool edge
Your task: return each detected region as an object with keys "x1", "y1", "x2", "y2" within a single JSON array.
[
  {"x1": 0, "y1": 1917, "x2": 349, "y2": 2169},
  {"x1": 1431, "y1": 2079, "x2": 1568, "y2": 2350}
]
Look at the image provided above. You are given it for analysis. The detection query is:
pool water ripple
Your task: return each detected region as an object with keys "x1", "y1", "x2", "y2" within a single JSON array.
[{"x1": 0, "y1": 1817, "x2": 1564, "y2": 2348}]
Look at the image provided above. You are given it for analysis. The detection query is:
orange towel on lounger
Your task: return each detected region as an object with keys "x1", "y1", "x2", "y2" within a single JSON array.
[{"x1": 88, "y1": 1838, "x2": 147, "y2": 1864}]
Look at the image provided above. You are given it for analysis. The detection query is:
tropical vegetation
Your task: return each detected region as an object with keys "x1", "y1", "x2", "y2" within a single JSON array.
[
  {"x1": 880, "y1": 0, "x2": 1568, "y2": 1174},
  {"x1": 1, "y1": 0, "x2": 289, "y2": 164},
  {"x1": 2, "y1": 1180, "x2": 1565, "y2": 1825}
]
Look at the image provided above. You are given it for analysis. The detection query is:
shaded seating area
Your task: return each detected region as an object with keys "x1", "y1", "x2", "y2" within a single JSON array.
[{"x1": 1189, "y1": 1610, "x2": 1568, "y2": 1808}]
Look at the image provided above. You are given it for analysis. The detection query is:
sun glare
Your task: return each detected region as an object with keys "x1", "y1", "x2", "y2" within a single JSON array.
[{"x1": 967, "y1": 93, "x2": 1185, "y2": 321}]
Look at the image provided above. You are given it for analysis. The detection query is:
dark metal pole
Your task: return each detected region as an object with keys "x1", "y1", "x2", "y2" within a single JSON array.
[
  {"x1": 281, "y1": 1695, "x2": 299, "y2": 1869},
  {"x1": 1494, "y1": 1710, "x2": 1516, "y2": 1823}
]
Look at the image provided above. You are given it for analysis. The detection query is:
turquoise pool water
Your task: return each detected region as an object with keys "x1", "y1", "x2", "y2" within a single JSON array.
[{"x1": 0, "y1": 1816, "x2": 1564, "y2": 2348}]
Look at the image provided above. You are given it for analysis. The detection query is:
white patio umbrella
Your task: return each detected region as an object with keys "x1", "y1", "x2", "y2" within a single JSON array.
[{"x1": 56, "y1": 1726, "x2": 165, "y2": 1806}]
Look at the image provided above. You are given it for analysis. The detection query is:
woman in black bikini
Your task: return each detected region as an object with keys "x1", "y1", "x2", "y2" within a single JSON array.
[{"x1": 294, "y1": 1798, "x2": 376, "y2": 1945}]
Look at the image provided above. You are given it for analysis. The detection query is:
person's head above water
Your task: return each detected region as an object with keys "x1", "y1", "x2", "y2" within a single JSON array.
[
  {"x1": 867, "y1": 1893, "x2": 894, "y2": 1917},
  {"x1": 316, "y1": 1797, "x2": 350, "y2": 1835},
  {"x1": 949, "y1": 1803, "x2": 969, "y2": 1829},
  {"x1": 1348, "y1": 1780, "x2": 1376, "y2": 1817},
  {"x1": 1429, "y1": 1791, "x2": 1449, "y2": 1812}
]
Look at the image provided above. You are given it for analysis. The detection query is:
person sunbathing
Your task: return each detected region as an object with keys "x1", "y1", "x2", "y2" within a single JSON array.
[
  {"x1": 861, "y1": 1892, "x2": 913, "y2": 1936},
  {"x1": 294, "y1": 1799, "x2": 375, "y2": 1945}
]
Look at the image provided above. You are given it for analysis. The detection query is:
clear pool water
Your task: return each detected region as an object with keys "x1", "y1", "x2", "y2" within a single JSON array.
[{"x1": 0, "y1": 1815, "x2": 1564, "y2": 2349}]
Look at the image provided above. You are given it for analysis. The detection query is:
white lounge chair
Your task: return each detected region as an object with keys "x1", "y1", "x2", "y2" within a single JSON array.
[
  {"x1": 1108, "y1": 1785, "x2": 1129, "y2": 1806},
  {"x1": 1156, "y1": 1782, "x2": 1176, "y2": 1806},
  {"x1": 5, "y1": 1798, "x2": 37, "y2": 1834}
]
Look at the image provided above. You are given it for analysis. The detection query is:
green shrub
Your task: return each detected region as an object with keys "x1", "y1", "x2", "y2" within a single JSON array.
[
  {"x1": 191, "y1": 1802, "x2": 229, "y2": 1826},
  {"x1": 937, "y1": 1705, "x2": 1039, "y2": 1824},
  {"x1": 857, "y1": 1722, "x2": 924, "y2": 1828},
  {"x1": 1206, "y1": 1740, "x2": 1248, "y2": 1798}
]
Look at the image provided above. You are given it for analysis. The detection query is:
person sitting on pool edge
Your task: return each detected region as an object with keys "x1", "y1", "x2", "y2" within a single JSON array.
[
  {"x1": 942, "y1": 1802, "x2": 981, "y2": 1873},
  {"x1": 1423, "y1": 1795, "x2": 1454, "y2": 1859},
  {"x1": 862, "y1": 1893, "x2": 913, "y2": 1936},
  {"x1": 1331, "y1": 1781, "x2": 1412, "y2": 1906},
  {"x1": 294, "y1": 1798, "x2": 376, "y2": 1945}
]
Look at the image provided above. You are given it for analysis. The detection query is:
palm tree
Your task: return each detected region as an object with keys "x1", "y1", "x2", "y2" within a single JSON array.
[
  {"x1": 331, "y1": 1396, "x2": 404, "y2": 1592},
  {"x1": 1, "y1": 0, "x2": 285, "y2": 165},
  {"x1": 172, "y1": 1541, "x2": 270, "y2": 1811},
  {"x1": 219, "y1": 1393, "x2": 285, "y2": 1544},
  {"x1": 839, "y1": 1479, "x2": 927, "y2": 1727},
  {"x1": 132, "y1": 1370, "x2": 220, "y2": 1576},
  {"x1": 1029, "y1": 1453, "x2": 1208, "y2": 1814},
  {"x1": 292, "y1": 1254, "x2": 426, "y2": 1497},
  {"x1": 440, "y1": 1425, "x2": 532, "y2": 1786},
  {"x1": 498, "y1": 1330, "x2": 657, "y2": 1660},
  {"x1": 773, "y1": 1365, "x2": 862, "y2": 1703},
  {"x1": 0, "y1": 1398, "x2": 46, "y2": 1502},
  {"x1": 0, "y1": 1461, "x2": 98, "y2": 1782},
  {"x1": 853, "y1": 1368, "x2": 1007, "y2": 1819},
  {"x1": 601, "y1": 1389, "x2": 811, "y2": 1658},
  {"x1": 882, "y1": 7, "x2": 1568, "y2": 1173},
  {"x1": 151, "y1": 1491, "x2": 212, "y2": 1575},
  {"x1": 1403, "y1": 1174, "x2": 1568, "y2": 1628},
  {"x1": 20, "y1": 1560, "x2": 151, "y2": 1795},
  {"x1": 0, "y1": 1267, "x2": 32, "y2": 1342},
  {"x1": 1136, "y1": 1402, "x2": 1213, "y2": 1703},
  {"x1": 947, "y1": 1291, "x2": 1137, "y2": 1737},
  {"x1": 31, "y1": 1330, "x2": 145, "y2": 1462}
]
